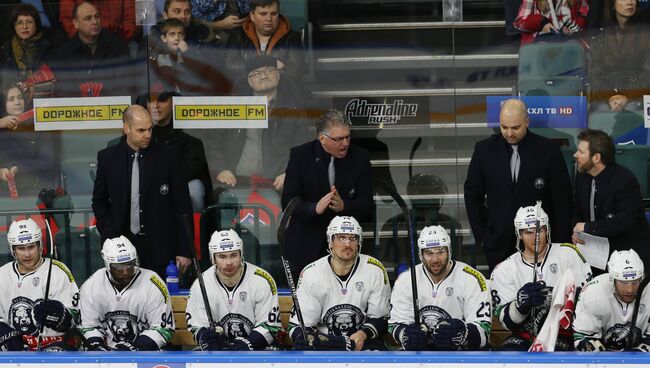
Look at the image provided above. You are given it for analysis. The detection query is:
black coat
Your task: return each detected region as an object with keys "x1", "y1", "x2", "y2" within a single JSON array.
[
  {"x1": 92, "y1": 137, "x2": 193, "y2": 268},
  {"x1": 464, "y1": 131, "x2": 572, "y2": 270},
  {"x1": 281, "y1": 141, "x2": 373, "y2": 274},
  {"x1": 573, "y1": 163, "x2": 650, "y2": 264}
]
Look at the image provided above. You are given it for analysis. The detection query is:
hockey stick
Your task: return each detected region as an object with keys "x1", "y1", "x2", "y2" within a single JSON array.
[
  {"x1": 37, "y1": 215, "x2": 55, "y2": 351},
  {"x1": 376, "y1": 180, "x2": 420, "y2": 323},
  {"x1": 627, "y1": 275, "x2": 650, "y2": 350},
  {"x1": 182, "y1": 214, "x2": 217, "y2": 333},
  {"x1": 408, "y1": 137, "x2": 422, "y2": 180},
  {"x1": 276, "y1": 197, "x2": 309, "y2": 342},
  {"x1": 533, "y1": 200, "x2": 542, "y2": 283}
]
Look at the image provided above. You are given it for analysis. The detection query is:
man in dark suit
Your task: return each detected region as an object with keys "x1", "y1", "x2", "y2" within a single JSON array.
[
  {"x1": 572, "y1": 129, "x2": 650, "y2": 264},
  {"x1": 92, "y1": 105, "x2": 193, "y2": 279},
  {"x1": 281, "y1": 109, "x2": 373, "y2": 279},
  {"x1": 464, "y1": 99, "x2": 572, "y2": 272}
]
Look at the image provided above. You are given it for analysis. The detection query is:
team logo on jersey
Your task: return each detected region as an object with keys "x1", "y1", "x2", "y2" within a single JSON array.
[
  {"x1": 604, "y1": 323, "x2": 632, "y2": 350},
  {"x1": 324, "y1": 304, "x2": 364, "y2": 336},
  {"x1": 419, "y1": 305, "x2": 451, "y2": 333},
  {"x1": 549, "y1": 263, "x2": 558, "y2": 274},
  {"x1": 219, "y1": 313, "x2": 254, "y2": 339},
  {"x1": 534, "y1": 178, "x2": 545, "y2": 189},
  {"x1": 239, "y1": 291, "x2": 247, "y2": 301},
  {"x1": 446, "y1": 287, "x2": 454, "y2": 296},
  {"x1": 103, "y1": 311, "x2": 140, "y2": 343},
  {"x1": 32, "y1": 277, "x2": 40, "y2": 287},
  {"x1": 9, "y1": 297, "x2": 37, "y2": 335},
  {"x1": 355, "y1": 281, "x2": 364, "y2": 291},
  {"x1": 160, "y1": 184, "x2": 169, "y2": 195},
  {"x1": 640, "y1": 304, "x2": 646, "y2": 315}
]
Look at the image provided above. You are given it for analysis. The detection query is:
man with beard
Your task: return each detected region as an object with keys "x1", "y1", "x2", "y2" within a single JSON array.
[
  {"x1": 491, "y1": 206, "x2": 592, "y2": 351},
  {"x1": 389, "y1": 225, "x2": 491, "y2": 351},
  {"x1": 289, "y1": 216, "x2": 391, "y2": 351},
  {"x1": 572, "y1": 129, "x2": 650, "y2": 265},
  {"x1": 573, "y1": 249, "x2": 650, "y2": 351}
]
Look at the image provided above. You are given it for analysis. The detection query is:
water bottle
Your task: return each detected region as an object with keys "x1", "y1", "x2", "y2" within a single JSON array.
[{"x1": 166, "y1": 261, "x2": 179, "y2": 294}]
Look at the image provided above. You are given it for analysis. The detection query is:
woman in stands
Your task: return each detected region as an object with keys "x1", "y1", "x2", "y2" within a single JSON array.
[{"x1": 588, "y1": 0, "x2": 650, "y2": 111}]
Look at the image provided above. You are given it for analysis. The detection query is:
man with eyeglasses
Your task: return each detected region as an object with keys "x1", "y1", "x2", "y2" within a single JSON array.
[
  {"x1": 289, "y1": 216, "x2": 391, "y2": 351},
  {"x1": 282, "y1": 109, "x2": 373, "y2": 281},
  {"x1": 389, "y1": 225, "x2": 491, "y2": 351}
]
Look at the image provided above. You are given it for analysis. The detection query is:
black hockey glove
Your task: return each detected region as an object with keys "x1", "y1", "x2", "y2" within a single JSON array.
[
  {"x1": 196, "y1": 327, "x2": 228, "y2": 351},
  {"x1": 85, "y1": 337, "x2": 110, "y2": 351},
  {"x1": 113, "y1": 341, "x2": 137, "y2": 351},
  {"x1": 515, "y1": 281, "x2": 548, "y2": 314},
  {"x1": 225, "y1": 337, "x2": 254, "y2": 351},
  {"x1": 576, "y1": 338, "x2": 606, "y2": 352},
  {"x1": 33, "y1": 300, "x2": 71, "y2": 331},
  {"x1": 431, "y1": 318, "x2": 467, "y2": 350},
  {"x1": 400, "y1": 323, "x2": 429, "y2": 351},
  {"x1": 0, "y1": 322, "x2": 23, "y2": 351},
  {"x1": 292, "y1": 329, "x2": 316, "y2": 351},
  {"x1": 312, "y1": 333, "x2": 355, "y2": 351}
]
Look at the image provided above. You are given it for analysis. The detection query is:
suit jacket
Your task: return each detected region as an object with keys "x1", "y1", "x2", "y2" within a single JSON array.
[
  {"x1": 281, "y1": 141, "x2": 373, "y2": 271},
  {"x1": 464, "y1": 131, "x2": 572, "y2": 267},
  {"x1": 573, "y1": 163, "x2": 650, "y2": 263},
  {"x1": 92, "y1": 137, "x2": 193, "y2": 267}
]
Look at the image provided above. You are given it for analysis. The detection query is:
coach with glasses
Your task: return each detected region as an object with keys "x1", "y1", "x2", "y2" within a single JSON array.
[{"x1": 281, "y1": 109, "x2": 373, "y2": 280}]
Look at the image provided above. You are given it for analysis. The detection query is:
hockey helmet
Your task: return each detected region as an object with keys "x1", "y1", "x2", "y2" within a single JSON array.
[
  {"x1": 326, "y1": 216, "x2": 363, "y2": 252},
  {"x1": 101, "y1": 236, "x2": 140, "y2": 283},
  {"x1": 7, "y1": 218, "x2": 42, "y2": 257},
  {"x1": 608, "y1": 249, "x2": 644, "y2": 284},
  {"x1": 417, "y1": 225, "x2": 451, "y2": 261},
  {"x1": 513, "y1": 205, "x2": 551, "y2": 251},
  {"x1": 208, "y1": 229, "x2": 244, "y2": 264},
  {"x1": 406, "y1": 173, "x2": 448, "y2": 211}
]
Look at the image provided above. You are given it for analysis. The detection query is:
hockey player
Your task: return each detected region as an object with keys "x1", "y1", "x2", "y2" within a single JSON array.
[
  {"x1": 289, "y1": 216, "x2": 391, "y2": 351},
  {"x1": 491, "y1": 205, "x2": 592, "y2": 350},
  {"x1": 0, "y1": 218, "x2": 79, "y2": 351},
  {"x1": 389, "y1": 225, "x2": 491, "y2": 351},
  {"x1": 573, "y1": 249, "x2": 650, "y2": 351},
  {"x1": 185, "y1": 229, "x2": 281, "y2": 351},
  {"x1": 78, "y1": 236, "x2": 174, "y2": 351}
]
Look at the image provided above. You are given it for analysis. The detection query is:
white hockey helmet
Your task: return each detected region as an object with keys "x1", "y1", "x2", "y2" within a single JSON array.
[
  {"x1": 417, "y1": 225, "x2": 451, "y2": 257},
  {"x1": 208, "y1": 229, "x2": 244, "y2": 264},
  {"x1": 608, "y1": 249, "x2": 644, "y2": 284},
  {"x1": 326, "y1": 216, "x2": 363, "y2": 251},
  {"x1": 7, "y1": 218, "x2": 42, "y2": 257},
  {"x1": 101, "y1": 236, "x2": 140, "y2": 275},
  {"x1": 514, "y1": 205, "x2": 551, "y2": 250}
]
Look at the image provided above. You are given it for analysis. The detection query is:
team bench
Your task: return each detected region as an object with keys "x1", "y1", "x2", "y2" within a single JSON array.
[{"x1": 170, "y1": 294, "x2": 509, "y2": 348}]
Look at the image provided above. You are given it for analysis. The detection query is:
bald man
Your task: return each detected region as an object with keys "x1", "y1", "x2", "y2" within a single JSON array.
[
  {"x1": 92, "y1": 105, "x2": 193, "y2": 280},
  {"x1": 464, "y1": 99, "x2": 572, "y2": 272}
]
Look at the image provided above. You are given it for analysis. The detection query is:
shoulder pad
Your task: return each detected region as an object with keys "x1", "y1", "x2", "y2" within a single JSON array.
[
  {"x1": 366, "y1": 257, "x2": 388, "y2": 285},
  {"x1": 254, "y1": 268, "x2": 277, "y2": 295},
  {"x1": 51, "y1": 259, "x2": 75, "y2": 283},
  {"x1": 149, "y1": 275, "x2": 170, "y2": 303},
  {"x1": 462, "y1": 265, "x2": 487, "y2": 292},
  {"x1": 560, "y1": 243, "x2": 586, "y2": 263}
]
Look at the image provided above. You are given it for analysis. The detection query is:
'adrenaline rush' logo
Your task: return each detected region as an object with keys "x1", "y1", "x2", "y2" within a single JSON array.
[{"x1": 345, "y1": 99, "x2": 418, "y2": 125}]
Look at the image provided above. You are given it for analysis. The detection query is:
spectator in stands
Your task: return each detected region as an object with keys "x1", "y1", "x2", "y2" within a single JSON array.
[
  {"x1": 162, "y1": 0, "x2": 216, "y2": 46},
  {"x1": 513, "y1": 0, "x2": 589, "y2": 44},
  {"x1": 588, "y1": 0, "x2": 650, "y2": 110},
  {"x1": 0, "y1": 4, "x2": 58, "y2": 87},
  {"x1": 1, "y1": 1, "x2": 64, "y2": 43},
  {"x1": 137, "y1": 90, "x2": 212, "y2": 212},
  {"x1": 191, "y1": 0, "x2": 250, "y2": 36},
  {"x1": 464, "y1": 99, "x2": 572, "y2": 273},
  {"x1": 281, "y1": 109, "x2": 373, "y2": 281},
  {"x1": 572, "y1": 129, "x2": 650, "y2": 265},
  {"x1": 59, "y1": 0, "x2": 138, "y2": 43},
  {"x1": 153, "y1": 18, "x2": 189, "y2": 70},
  {"x1": 0, "y1": 84, "x2": 24, "y2": 131},
  {"x1": 212, "y1": 55, "x2": 309, "y2": 192},
  {"x1": 225, "y1": 0, "x2": 304, "y2": 79},
  {"x1": 52, "y1": 1, "x2": 131, "y2": 97}
]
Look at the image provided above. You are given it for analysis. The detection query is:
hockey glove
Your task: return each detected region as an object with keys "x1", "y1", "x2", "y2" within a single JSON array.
[
  {"x1": 113, "y1": 341, "x2": 137, "y2": 351},
  {"x1": 132, "y1": 334, "x2": 159, "y2": 351},
  {"x1": 33, "y1": 300, "x2": 71, "y2": 331},
  {"x1": 515, "y1": 281, "x2": 548, "y2": 314},
  {"x1": 85, "y1": 337, "x2": 110, "y2": 351},
  {"x1": 225, "y1": 337, "x2": 254, "y2": 351},
  {"x1": 292, "y1": 329, "x2": 317, "y2": 351},
  {"x1": 431, "y1": 318, "x2": 467, "y2": 350},
  {"x1": 0, "y1": 322, "x2": 23, "y2": 351},
  {"x1": 400, "y1": 323, "x2": 429, "y2": 351},
  {"x1": 196, "y1": 327, "x2": 228, "y2": 351},
  {"x1": 576, "y1": 338, "x2": 606, "y2": 352},
  {"x1": 312, "y1": 333, "x2": 355, "y2": 351}
]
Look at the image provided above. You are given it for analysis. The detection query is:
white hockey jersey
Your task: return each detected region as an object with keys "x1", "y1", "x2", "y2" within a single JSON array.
[
  {"x1": 78, "y1": 268, "x2": 174, "y2": 349},
  {"x1": 289, "y1": 254, "x2": 391, "y2": 338},
  {"x1": 0, "y1": 258, "x2": 79, "y2": 347},
  {"x1": 573, "y1": 274, "x2": 650, "y2": 350},
  {"x1": 389, "y1": 261, "x2": 491, "y2": 348},
  {"x1": 185, "y1": 262, "x2": 281, "y2": 345},
  {"x1": 491, "y1": 243, "x2": 592, "y2": 334}
]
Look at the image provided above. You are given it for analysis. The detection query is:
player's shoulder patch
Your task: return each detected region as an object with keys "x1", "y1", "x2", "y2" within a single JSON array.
[
  {"x1": 149, "y1": 275, "x2": 170, "y2": 303},
  {"x1": 560, "y1": 242, "x2": 586, "y2": 263},
  {"x1": 254, "y1": 268, "x2": 277, "y2": 295},
  {"x1": 462, "y1": 265, "x2": 487, "y2": 292},
  {"x1": 366, "y1": 257, "x2": 388, "y2": 285},
  {"x1": 51, "y1": 259, "x2": 75, "y2": 283}
]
